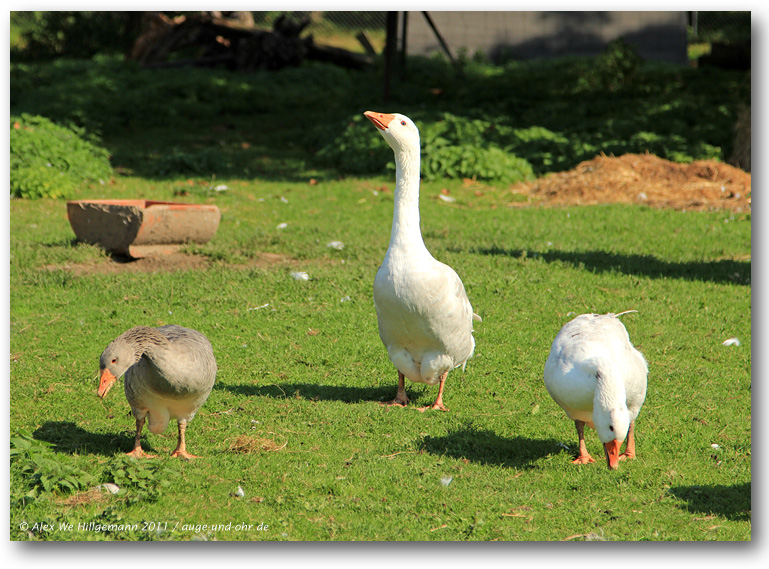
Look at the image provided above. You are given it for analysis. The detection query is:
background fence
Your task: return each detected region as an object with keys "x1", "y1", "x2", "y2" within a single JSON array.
[
  {"x1": 252, "y1": 11, "x2": 388, "y2": 54},
  {"x1": 10, "y1": 11, "x2": 750, "y2": 61},
  {"x1": 689, "y1": 11, "x2": 751, "y2": 44}
]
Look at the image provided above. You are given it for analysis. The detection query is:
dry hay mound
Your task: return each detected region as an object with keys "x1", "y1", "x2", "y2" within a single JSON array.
[
  {"x1": 226, "y1": 435, "x2": 287, "y2": 453},
  {"x1": 514, "y1": 153, "x2": 751, "y2": 212}
]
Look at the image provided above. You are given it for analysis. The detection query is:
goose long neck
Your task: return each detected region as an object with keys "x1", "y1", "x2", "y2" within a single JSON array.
[
  {"x1": 594, "y1": 368, "x2": 626, "y2": 410},
  {"x1": 389, "y1": 145, "x2": 425, "y2": 252},
  {"x1": 121, "y1": 327, "x2": 168, "y2": 364}
]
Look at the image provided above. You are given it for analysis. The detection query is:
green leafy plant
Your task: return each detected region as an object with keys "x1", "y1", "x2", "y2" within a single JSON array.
[
  {"x1": 10, "y1": 430, "x2": 97, "y2": 502},
  {"x1": 420, "y1": 113, "x2": 535, "y2": 183},
  {"x1": 315, "y1": 114, "x2": 391, "y2": 176},
  {"x1": 318, "y1": 112, "x2": 535, "y2": 184},
  {"x1": 10, "y1": 113, "x2": 113, "y2": 199},
  {"x1": 577, "y1": 38, "x2": 644, "y2": 92},
  {"x1": 103, "y1": 456, "x2": 180, "y2": 503}
]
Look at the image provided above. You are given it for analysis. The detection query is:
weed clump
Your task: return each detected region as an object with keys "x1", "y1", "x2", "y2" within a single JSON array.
[{"x1": 10, "y1": 113, "x2": 113, "y2": 199}]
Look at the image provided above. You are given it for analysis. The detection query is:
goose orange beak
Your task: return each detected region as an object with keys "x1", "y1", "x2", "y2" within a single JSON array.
[
  {"x1": 604, "y1": 440, "x2": 622, "y2": 470},
  {"x1": 364, "y1": 111, "x2": 395, "y2": 130},
  {"x1": 98, "y1": 369, "x2": 117, "y2": 399}
]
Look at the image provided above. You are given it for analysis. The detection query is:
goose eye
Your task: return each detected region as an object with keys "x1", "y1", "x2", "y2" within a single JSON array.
[
  {"x1": 111, "y1": 358, "x2": 117, "y2": 364},
  {"x1": 401, "y1": 120, "x2": 406, "y2": 126},
  {"x1": 609, "y1": 425, "x2": 614, "y2": 432}
]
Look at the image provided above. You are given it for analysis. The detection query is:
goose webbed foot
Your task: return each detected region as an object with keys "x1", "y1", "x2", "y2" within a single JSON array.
[
  {"x1": 417, "y1": 401, "x2": 449, "y2": 412},
  {"x1": 170, "y1": 449, "x2": 198, "y2": 460},
  {"x1": 126, "y1": 447, "x2": 157, "y2": 459},
  {"x1": 572, "y1": 454, "x2": 596, "y2": 465}
]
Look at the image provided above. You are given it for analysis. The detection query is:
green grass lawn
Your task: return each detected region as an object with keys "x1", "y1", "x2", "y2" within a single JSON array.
[
  {"x1": 8, "y1": 44, "x2": 751, "y2": 542},
  {"x1": 9, "y1": 171, "x2": 751, "y2": 541}
]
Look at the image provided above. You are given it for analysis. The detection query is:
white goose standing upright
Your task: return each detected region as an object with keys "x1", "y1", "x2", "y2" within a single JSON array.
[
  {"x1": 544, "y1": 311, "x2": 648, "y2": 470},
  {"x1": 364, "y1": 111, "x2": 480, "y2": 411}
]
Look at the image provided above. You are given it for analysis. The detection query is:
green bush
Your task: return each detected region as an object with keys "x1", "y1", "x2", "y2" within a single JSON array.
[
  {"x1": 315, "y1": 114, "x2": 391, "y2": 176},
  {"x1": 576, "y1": 38, "x2": 644, "y2": 92},
  {"x1": 10, "y1": 113, "x2": 113, "y2": 199},
  {"x1": 420, "y1": 114, "x2": 534, "y2": 183},
  {"x1": 317, "y1": 112, "x2": 535, "y2": 184},
  {"x1": 11, "y1": 11, "x2": 143, "y2": 61}
]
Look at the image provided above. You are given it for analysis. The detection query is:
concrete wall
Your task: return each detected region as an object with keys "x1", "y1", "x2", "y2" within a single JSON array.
[{"x1": 403, "y1": 11, "x2": 689, "y2": 64}]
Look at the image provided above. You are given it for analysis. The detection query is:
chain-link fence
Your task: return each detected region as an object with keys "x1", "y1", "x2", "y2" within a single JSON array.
[
  {"x1": 689, "y1": 11, "x2": 750, "y2": 44},
  {"x1": 252, "y1": 11, "x2": 388, "y2": 53},
  {"x1": 11, "y1": 11, "x2": 751, "y2": 61},
  {"x1": 267, "y1": 11, "x2": 751, "y2": 56}
]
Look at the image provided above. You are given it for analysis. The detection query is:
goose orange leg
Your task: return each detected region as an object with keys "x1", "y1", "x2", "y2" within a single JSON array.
[
  {"x1": 619, "y1": 420, "x2": 637, "y2": 461},
  {"x1": 170, "y1": 419, "x2": 198, "y2": 460},
  {"x1": 383, "y1": 372, "x2": 410, "y2": 407},
  {"x1": 418, "y1": 371, "x2": 449, "y2": 412},
  {"x1": 126, "y1": 417, "x2": 157, "y2": 459},
  {"x1": 572, "y1": 420, "x2": 595, "y2": 464}
]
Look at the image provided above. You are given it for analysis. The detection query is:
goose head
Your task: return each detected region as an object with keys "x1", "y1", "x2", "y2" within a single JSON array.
[
  {"x1": 98, "y1": 339, "x2": 140, "y2": 399},
  {"x1": 593, "y1": 405, "x2": 630, "y2": 470},
  {"x1": 364, "y1": 111, "x2": 420, "y2": 154}
]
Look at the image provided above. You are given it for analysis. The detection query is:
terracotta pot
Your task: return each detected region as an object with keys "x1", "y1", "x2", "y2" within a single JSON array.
[{"x1": 67, "y1": 199, "x2": 221, "y2": 258}]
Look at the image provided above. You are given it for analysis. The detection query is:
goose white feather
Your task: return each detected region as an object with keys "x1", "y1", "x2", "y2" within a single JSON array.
[
  {"x1": 364, "y1": 111, "x2": 479, "y2": 411},
  {"x1": 544, "y1": 312, "x2": 647, "y2": 469}
]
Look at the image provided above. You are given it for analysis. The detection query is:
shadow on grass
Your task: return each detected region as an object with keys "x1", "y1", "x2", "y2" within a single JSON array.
[
  {"x1": 475, "y1": 246, "x2": 750, "y2": 285},
  {"x1": 215, "y1": 381, "x2": 398, "y2": 404},
  {"x1": 669, "y1": 482, "x2": 751, "y2": 522},
  {"x1": 33, "y1": 420, "x2": 156, "y2": 457},
  {"x1": 39, "y1": 238, "x2": 81, "y2": 248},
  {"x1": 418, "y1": 425, "x2": 562, "y2": 469}
]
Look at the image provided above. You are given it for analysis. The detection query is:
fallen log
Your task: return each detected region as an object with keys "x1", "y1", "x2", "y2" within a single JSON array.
[{"x1": 129, "y1": 11, "x2": 372, "y2": 72}]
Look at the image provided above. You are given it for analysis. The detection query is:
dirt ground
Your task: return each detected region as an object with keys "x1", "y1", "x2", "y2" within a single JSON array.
[
  {"x1": 49, "y1": 251, "x2": 292, "y2": 276},
  {"x1": 54, "y1": 153, "x2": 750, "y2": 276},
  {"x1": 509, "y1": 153, "x2": 751, "y2": 213}
]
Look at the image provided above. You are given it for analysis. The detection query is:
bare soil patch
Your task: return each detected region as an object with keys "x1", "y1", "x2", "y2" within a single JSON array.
[
  {"x1": 510, "y1": 153, "x2": 751, "y2": 212},
  {"x1": 47, "y1": 251, "x2": 292, "y2": 276}
]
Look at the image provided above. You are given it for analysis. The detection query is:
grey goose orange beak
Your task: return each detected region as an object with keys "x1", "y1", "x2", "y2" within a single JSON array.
[
  {"x1": 364, "y1": 111, "x2": 396, "y2": 130},
  {"x1": 98, "y1": 368, "x2": 117, "y2": 399}
]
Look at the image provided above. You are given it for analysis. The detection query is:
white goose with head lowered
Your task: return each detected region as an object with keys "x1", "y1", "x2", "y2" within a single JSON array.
[
  {"x1": 364, "y1": 111, "x2": 480, "y2": 411},
  {"x1": 544, "y1": 311, "x2": 648, "y2": 470}
]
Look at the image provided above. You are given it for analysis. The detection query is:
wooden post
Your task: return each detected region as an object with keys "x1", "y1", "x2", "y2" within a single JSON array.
[
  {"x1": 384, "y1": 11, "x2": 398, "y2": 102},
  {"x1": 421, "y1": 11, "x2": 457, "y2": 66},
  {"x1": 400, "y1": 11, "x2": 408, "y2": 78}
]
